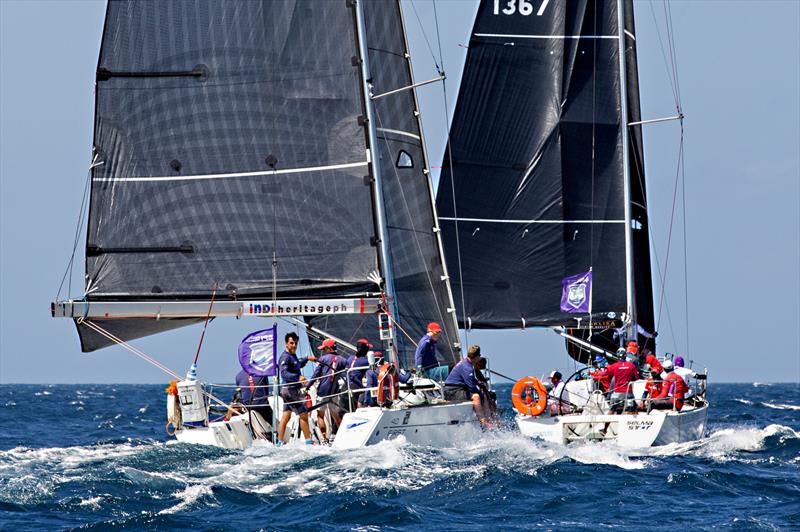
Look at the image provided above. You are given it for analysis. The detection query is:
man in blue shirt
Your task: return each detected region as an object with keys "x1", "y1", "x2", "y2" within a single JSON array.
[
  {"x1": 306, "y1": 338, "x2": 345, "y2": 440},
  {"x1": 234, "y1": 369, "x2": 273, "y2": 424},
  {"x1": 415, "y1": 322, "x2": 450, "y2": 381},
  {"x1": 277, "y1": 332, "x2": 316, "y2": 444},
  {"x1": 444, "y1": 344, "x2": 488, "y2": 425},
  {"x1": 344, "y1": 338, "x2": 371, "y2": 410}
]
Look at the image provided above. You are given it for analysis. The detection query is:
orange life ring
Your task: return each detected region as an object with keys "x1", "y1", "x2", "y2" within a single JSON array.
[
  {"x1": 511, "y1": 376, "x2": 548, "y2": 416},
  {"x1": 377, "y1": 363, "x2": 398, "y2": 404}
]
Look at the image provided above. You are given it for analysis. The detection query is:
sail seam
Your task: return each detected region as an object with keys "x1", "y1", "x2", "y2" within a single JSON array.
[
  {"x1": 439, "y1": 217, "x2": 624, "y2": 224},
  {"x1": 474, "y1": 33, "x2": 617, "y2": 39},
  {"x1": 92, "y1": 161, "x2": 369, "y2": 182}
]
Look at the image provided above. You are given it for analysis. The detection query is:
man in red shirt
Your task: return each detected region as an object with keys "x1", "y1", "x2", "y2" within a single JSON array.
[
  {"x1": 648, "y1": 363, "x2": 689, "y2": 412},
  {"x1": 645, "y1": 354, "x2": 664, "y2": 376},
  {"x1": 590, "y1": 355, "x2": 612, "y2": 393},
  {"x1": 606, "y1": 353, "x2": 639, "y2": 414}
]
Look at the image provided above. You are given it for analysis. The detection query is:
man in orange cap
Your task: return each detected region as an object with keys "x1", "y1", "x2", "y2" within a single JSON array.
[{"x1": 414, "y1": 322, "x2": 450, "y2": 381}]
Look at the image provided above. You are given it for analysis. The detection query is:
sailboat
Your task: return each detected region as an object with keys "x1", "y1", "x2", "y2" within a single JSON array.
[
  {"x1": 51, "y1": 0, "x2": 483, "y2": 450},
  {"x1": 435, "y1": 0, "x2": 708, "y2": 446}
]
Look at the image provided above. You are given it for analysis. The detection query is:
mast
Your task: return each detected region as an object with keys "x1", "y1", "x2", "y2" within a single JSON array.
[
  {"x1": 353, "y1": 0, "x2": 399, "y2": 364},
  {"x1": 618, "y1": 0, "x2": 636, "y2": 338},
  {"x1": 396, "y1": 0, "x2": 461, "y2": 355}
]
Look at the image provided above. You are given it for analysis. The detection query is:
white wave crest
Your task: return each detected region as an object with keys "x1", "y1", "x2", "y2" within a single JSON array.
[
  {"x1": 644, "y1": 424, "x2": 798, "y2": 462},
  {"x1": 158, "y1": 484, "x2": 215, "y2": 515},
  {"x1": 733, "y1": 398, "x2": 753, "y2": 405},
  {"x1": 761, "y1": 402, "x2": 800, "y2": 411},
  {"x1": 78, "y1": 496, "x2": 104, "y2": 508}
]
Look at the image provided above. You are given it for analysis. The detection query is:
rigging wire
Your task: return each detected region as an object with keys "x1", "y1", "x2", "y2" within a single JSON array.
[
  {"x1": 425, "y1": 0, "x2": 470, "y2": 348},
  {"x1": 655, "y1": 131, "x2": 684, "y2": 338},
  {"x1": 409, "y1": 0, "x2": 443, "y2": 74},
  {"x1": 648, "y1": 0, "x2": 680, "y2": 109},
  {"x1": 680, "y1": 123, "x2": 690, "y2": 357},
  {"x1": 56, "y1": 154, "x2": 94, "y2": 301},
  {"x1": 646, "y1": 0, "x2": 689, "y2": 352},
  {"x1": 663, "y1": 1, "x2": 683, "y2": 107}
]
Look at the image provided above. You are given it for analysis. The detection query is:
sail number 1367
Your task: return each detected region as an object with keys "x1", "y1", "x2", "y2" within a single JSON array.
[{"x1": 493, "y1": 0, "x2": 549, "y2": 16}]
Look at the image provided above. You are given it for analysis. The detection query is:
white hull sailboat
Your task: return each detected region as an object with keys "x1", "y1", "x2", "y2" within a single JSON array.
[
  {"x1": 513, "y1": 375, "x2": 708, "y2": 447},
  {"x1": 432, "y1": 0, "x2": 708, "y2": 448},
  {"x1": 168, "y1": 383, "x2": 481, "y2": 450},
  {"x1": 52, "y1": 0, "x2": 485, "y2": 450}
]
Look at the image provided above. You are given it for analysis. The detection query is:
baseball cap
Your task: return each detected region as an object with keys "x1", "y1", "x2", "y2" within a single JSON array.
[
  {"x1": 317, "y1": 338, "x2": 336, "y2": 350},
  {"x1": 427, "y1": 322, "x2": 442, "y2": 332}
]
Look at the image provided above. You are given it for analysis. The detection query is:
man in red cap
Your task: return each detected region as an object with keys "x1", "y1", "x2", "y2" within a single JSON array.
[{"x1": 414, "y1": 322, "x2": 450, "y2": 381}]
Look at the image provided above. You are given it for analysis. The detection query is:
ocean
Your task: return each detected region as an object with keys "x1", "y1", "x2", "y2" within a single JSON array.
[{"x1": 0, "y1": 383, "x2": 798, "y2": 531}]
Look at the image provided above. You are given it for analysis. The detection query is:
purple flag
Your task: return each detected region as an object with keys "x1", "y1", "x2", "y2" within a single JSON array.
[
  {"x1": 238, "y1": 325, "x2": 277, "y2": 377},
  {"x1": 560, "y1": 271, "x2": 592, "y2": 313}
]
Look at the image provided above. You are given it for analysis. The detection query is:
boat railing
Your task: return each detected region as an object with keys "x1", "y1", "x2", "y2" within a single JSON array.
[{"x1": 205, "y1": 362, "x2": 432, "y2": 414}]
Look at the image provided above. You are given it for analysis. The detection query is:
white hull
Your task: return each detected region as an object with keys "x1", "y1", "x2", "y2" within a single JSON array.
[
  {"x1": 516, "y1": 403, "x2": 708, "y2": 447},
  {"x1": 174, "y1": 395, "x2": 481, "y2": 450},
  {"x1": 333, "y1": 402, "x2": 481, "y2": 449}
]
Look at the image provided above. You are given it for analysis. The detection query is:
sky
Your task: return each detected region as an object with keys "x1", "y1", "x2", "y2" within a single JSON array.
[{"x1": 1, "y1": 0, "x2": 798, "y2": 384}]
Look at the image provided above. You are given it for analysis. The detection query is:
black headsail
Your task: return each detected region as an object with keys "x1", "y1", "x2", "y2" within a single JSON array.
[
  {"x1": 436, "y1": 0, "x2": 655, "y2": 355},
  {"x1": 308, "y1": 0, "x2": 461, "y2": 369},
  {"x1": 78, "y1": 0, "x2": 378, "y2": 351}
]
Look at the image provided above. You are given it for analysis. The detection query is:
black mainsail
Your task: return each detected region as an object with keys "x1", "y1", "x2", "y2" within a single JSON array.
[
  {"x1": 436, "y1": 0, "x2": 655, "y2": 351},
  {"x1": 59, "y1": 0, "x2": 460, "y2": 367}
]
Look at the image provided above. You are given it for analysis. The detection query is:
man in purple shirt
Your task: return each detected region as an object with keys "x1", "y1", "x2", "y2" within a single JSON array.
[
  {"x1": 277, "y1": 332, "x2": 316, "y2": 444},
  {"x1": 306, "y1": 338, "x2": 345, "y2": 440},
  {"x1": 443, "y1": 345, "x2": 489, "y2": 425}
]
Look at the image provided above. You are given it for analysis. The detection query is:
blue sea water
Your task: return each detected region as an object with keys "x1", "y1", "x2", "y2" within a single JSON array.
[{"x1": 0, "y1": 383, "x2": 798, "y2": 531}]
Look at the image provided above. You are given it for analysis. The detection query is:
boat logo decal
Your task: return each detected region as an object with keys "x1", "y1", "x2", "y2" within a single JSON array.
[
  {"x1": 347, "y1": 419, "x2": 369, "y2": 429},
  {"x1": 625, "y1": 420, "x2": 654, "y2": 431}
]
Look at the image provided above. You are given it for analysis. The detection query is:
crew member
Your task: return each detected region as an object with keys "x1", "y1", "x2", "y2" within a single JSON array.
[
  {"x1": 306, "y1": 338, "x2": 345, "y2": 440},
  {"x1": 648, "y1": 359, "x2": 689, "y2": 412},
  {"x1": 344, "y1": 338, "x2": 371, "y2": 410},
  {"x1": 415, "y1": 322, "x2": 450, "y2": 381},
  {"x1": 606, "y1": 352, "x2": 639, "y2": 413},
  {"x1": 645, "y1": 353, "x2": 664, "y2": 376},
  {"x1": 277, "y1": 332, "x2": 316, "y2": 445},
  {"x1": 590, "y1": 355, "x2": 611, "y2": 393},
  {"x1": 232, "y1": 369, "x2": 273, "y2": 425},
  {"x1": 473, "y1": 352, "x2": 497, "y2": 419},
  {"x1": 548, "y1": 370, "x2": 573, "y2": 415},
  {"x1": 443, "y1": 345, "x2": 488, "y2": 425}
]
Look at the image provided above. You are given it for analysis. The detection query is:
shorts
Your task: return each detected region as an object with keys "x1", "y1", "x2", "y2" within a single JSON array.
[
  {"x1": 420, "y1": 365, "x2": 450, "y2": 382},
  {"x1": 443, "y1": 385, "x2": 470, "y2": 402},
  {"x1": 609, "y1": 392, "x2": 635, "y2": 413},
  {"x1": 280, "y1": 387, "x2": 309, "y2": 414}
]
